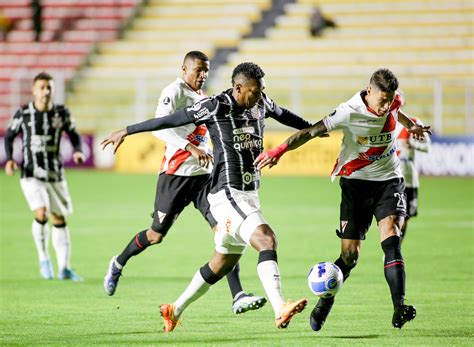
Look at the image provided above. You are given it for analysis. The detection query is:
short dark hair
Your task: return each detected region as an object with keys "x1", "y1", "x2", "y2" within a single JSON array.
[
  {"x1": 183, "y1": 51, "x2": 209, "y2": 64},
  {"x1": 370, "y1": 68, "x2": 398, "y2": 92},
  {"x1": 231, "y1": 62, "x2": 265, "y2": 85},
  {"x1": 34, "y1": 72, "x2": 53, "y2": 83}
]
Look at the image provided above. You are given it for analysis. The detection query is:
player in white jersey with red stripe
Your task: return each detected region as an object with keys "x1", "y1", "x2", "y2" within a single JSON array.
[
  {"x1": 255, "y1": 68, "x2": 431, "y2": 331},
  {"x1": 395, "y1": 115, "x2": 431, "y2": 241},
  {"x1": 103, "y1": 52, "x2": 266, "y2": 315}
]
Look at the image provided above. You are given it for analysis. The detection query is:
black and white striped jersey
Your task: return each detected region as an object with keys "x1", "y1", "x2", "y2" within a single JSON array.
[
  {"x1": 127, "y1": 89, "x2": 311, "y2": 193},
  {"x1": 5, "y1": 102, "x2": 82, "y2": 182}
]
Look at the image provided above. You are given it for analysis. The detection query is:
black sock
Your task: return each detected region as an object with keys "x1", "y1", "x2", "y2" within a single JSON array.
[
  {"x1": 226, "y1": 263, "x2": 245, "y2": 301},
  {"x1": 334, "y1": 255, "x2": 356, "y2": 282},
  {"x1": 382, "y1": 235, "x2": 405, "y2": 309},
  {"x1": 116, "y1": 230, "x2": 151, "y2": 267},
  {"x1": 200, "y1": 263, "x2": 222, "y2": 285}
]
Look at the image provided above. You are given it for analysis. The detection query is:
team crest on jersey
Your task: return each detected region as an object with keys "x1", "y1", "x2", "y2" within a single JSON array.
[
  {"x1": 250, "y1": 106, "x2": 261, "y2": 119},
  {"x1": 162, "y1": 97, "x2": 171, "y2": 105},
  {"x1": 52, "y1": 113, "x2": 63, "y2": 129}
]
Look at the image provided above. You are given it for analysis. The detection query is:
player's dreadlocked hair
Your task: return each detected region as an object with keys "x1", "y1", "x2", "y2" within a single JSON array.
[
  {"x1": 34, "y1": 72, "x2": 53, "y2": 82},
  {"x1": 231, "y1": 62, "x2": 265, "y2": 85},
  {"x1": 183, "y1": 51, "x2": 209, "y2": 63},
  {"x1": 370, "y1": 68, "x2": 399, "y2": 93}
]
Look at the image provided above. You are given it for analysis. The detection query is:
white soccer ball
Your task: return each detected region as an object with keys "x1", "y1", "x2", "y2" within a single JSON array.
[{"x1": 307, "y1": 262, "x2": 343, "y2": 298}]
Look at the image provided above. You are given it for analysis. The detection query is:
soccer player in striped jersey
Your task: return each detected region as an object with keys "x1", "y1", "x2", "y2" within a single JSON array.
[
  {"x1": 103, "y1": 51, "x2": 266, "y2": 314},
  {"x1": 102, "y1": 62, "x2": 318, "y2": 332},
  {"x1": 255, "y1": 68, "x2": 431, "y2": 331},
  {"x1": 395, "y1": 115, "x2": 431, "y2": 242},
  {"x1": 4, "y1": 72, "x2": 84, "y2": 281}
]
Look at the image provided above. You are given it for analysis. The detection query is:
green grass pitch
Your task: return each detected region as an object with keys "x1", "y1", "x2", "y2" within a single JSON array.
[{"x1": 1, "y1": 171, "x2": 473, "y2": 346}]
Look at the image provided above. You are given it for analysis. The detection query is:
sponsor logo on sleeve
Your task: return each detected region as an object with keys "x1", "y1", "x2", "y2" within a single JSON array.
[
  {"x1": 162, "y1": 97, "x2": 171, "y2": 105},
  {"x1": 187, "y1": 101, "x2": 211, "y2": 119}
]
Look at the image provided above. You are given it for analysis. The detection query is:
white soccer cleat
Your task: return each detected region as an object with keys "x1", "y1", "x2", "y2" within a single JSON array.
[
  {"x1": 232, "y1": 293, "x2": 267, "y2": 314},
  {"x1": 103, "y1": 256, "x2": 122, "y2": 295}
]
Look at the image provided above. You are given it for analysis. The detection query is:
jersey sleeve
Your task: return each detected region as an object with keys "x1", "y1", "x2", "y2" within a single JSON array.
[
  {"x1": 152, "y1": 86, "x2": 190, "y2": 150},
  {"x1": 322, "y1": 103, "x2": 351, "y2": 132},
  {"x1": 264, "y1": 94, "x2": 312, "y2": 130},
  {"x1": 62, "y1": 106, "x2": 83, "y2": 153},
  {"x1": 4, "y1": 108, "x2": 23, "y2": 160}
]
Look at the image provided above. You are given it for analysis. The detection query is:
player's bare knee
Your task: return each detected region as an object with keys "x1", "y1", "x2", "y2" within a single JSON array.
[
  {"x1": 146, "y1": 228, "x2": 164, "y2": 244},
  {"x1": 34, "y1": 208, "x2": 48, "y2": 223},
  {"x1": 250, "y1": 225, "x2": 277, "y2": 251},
  {"x1": 50, "y1": 213, "x2": 65, "y2": 225}
]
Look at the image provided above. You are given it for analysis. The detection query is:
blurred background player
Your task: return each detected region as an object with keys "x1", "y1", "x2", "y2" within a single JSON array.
[
  {"x1": 395, "y1": 109, "x2": 431, "y2": 242},
  {"x1": 255, "y1": 68, "x2": 432, "y2": 332},
  {"x1": 4, "y1": 72, "x2": 84, "y2": 281},
  {"x1": 103, "y1": 51, "x2": 266, "y2": 314},
  {"x1": 101, "y1": 62, "x2": 316, "y2": 332}
]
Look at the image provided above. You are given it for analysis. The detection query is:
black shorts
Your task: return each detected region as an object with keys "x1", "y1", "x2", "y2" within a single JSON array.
[
  {"x1": 151, "y1": 173, "x2": 216, "y2": 234},
  {"x1": 337, "y1": 177, "x2": 406, "y2": 240},
  {"x1": 404, "y1": 187, "x2": 418, "y2": 219}
]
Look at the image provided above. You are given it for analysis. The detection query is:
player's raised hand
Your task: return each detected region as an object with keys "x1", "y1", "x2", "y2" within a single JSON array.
[
  {"x1": 73, "y1": 151, "x2": 86, "y2": 165},
  {"x1": 101, "y1": 129, "x2": 128, "y2": 154},
  {"x1": 186, "y1": 143, "x2": 213, "y2": 168},
  {"x1": 5, "y1": 160, "x2": 18, "y2": 176},
  {"x1": 408, "y1": 124, "x2": 432, "y2": 140}
]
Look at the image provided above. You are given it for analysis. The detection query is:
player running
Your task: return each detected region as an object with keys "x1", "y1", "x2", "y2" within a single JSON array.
[
  {"x1": 102, "y1": 62, "x2": 318, "y2": 332},
  {"x1": 103, "y1": 52, "x2": 266, "y2": 314},
  {"x1": 255, "y1": 68, "x2": 431, "y2": 331}
]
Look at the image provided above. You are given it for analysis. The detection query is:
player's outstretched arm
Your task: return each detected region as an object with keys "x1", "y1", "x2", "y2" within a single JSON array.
[
  {"x1": 399, "y1": 111, "x2": 432, "y2": 140},
  {"x1": 101, "y1": 110, "x2": 194, "y2": 154},
  {"x1": 255, "y1": 120, "x2": 328, "y2": 170}
]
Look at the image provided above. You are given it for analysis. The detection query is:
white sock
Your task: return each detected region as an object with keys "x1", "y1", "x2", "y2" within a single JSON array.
[
  {"x1": 173, "y1": 270, "x2": 212, "y2": 318},
  {"x1": 52, "y1": 225, "x2": 71, "y2": 271},
  {"x1": 32, "y1": 220, "x2": 50, "y2": 262},
  {"x1": 257, "y1": 260, "x2": 285, "y2": 316}
]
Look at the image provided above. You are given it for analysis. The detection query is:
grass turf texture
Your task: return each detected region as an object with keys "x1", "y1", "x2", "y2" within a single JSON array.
[{"x1": 1, "y1": 171, "x2": 473, "y2": 346}]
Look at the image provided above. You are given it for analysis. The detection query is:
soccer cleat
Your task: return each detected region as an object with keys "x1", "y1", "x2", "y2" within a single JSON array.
[
  {"x1": 232, "y1": 293, "x2": 267, "y2": 314},
  {"x1": 392, "y1": 305, "x2": 416, "y2": 329},
  {"x1": 58, "y1": 268, "x2": 83, "y2": 282},
  {"x1": 39, "y1": 259, "x2": 54, "y2": 280},
  {"x1": 160, "y1": 304, "x2": 179, "y2": 333},
  {"x1": 103, "y1": 256, "x2": 122, "y2": 296},
  {"x1": 309, "y1": 296, "x2": 335, "y2": 332},
  {"x1": 275, "y1": 298, "x2": 308, "y2": 329}
]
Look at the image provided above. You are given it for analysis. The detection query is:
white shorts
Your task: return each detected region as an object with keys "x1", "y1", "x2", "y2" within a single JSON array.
[
  {"x1": 208, "y1": 187, "x2": 267, "y2": 255},
  {"x1": 20, "y1": 177, "x2": 73, "y2": 216}
]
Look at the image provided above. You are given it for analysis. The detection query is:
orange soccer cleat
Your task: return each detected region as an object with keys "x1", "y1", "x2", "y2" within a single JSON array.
[
  {"x1": 160, "y1": 304, "x2": 179, "y2": 333},
  {"x1": 275, "y1": 298, "x2": 308, "y2": 329}
]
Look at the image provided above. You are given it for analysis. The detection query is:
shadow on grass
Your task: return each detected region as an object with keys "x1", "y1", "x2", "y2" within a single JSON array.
[{"x1": 326, "y1": 334, "x2": 381, "y2": 339}]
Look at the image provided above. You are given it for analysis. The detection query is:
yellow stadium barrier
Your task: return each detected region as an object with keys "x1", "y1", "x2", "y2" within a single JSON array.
[{"x1": 115, "y1": 131, "x2": 343, "y2": 176}]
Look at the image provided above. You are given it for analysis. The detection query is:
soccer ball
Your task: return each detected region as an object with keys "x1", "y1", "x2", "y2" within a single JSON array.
[{"x1": 307, "y1": 262, "x2": 343, "y2": 298}]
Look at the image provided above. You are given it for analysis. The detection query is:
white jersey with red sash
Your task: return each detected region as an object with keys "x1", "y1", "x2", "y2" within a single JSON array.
[
  {"x1": 323, "y1": 91, "x2": 403, "y2": 182},
  {"x1": 152, "y1": 77, "x2": 212, "y2": 176}
]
